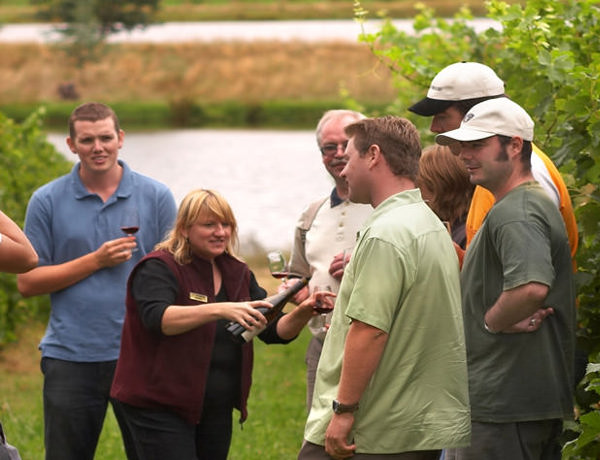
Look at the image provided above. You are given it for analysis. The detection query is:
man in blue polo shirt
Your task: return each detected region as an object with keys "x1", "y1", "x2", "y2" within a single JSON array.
[{"x1": 18, "y1": 102, "x2": 177, "y2": 460}]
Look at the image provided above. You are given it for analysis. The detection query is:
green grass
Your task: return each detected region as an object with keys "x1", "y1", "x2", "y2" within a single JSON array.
[
  {"x1": 0, "y1": 321, "x2": 312, "y2": 459},
  {"x1": 0, "y1": 100, "x2": 392, "y2": 131}
]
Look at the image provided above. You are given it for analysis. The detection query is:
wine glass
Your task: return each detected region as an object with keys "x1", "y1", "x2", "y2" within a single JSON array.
[
  {"x1": 120, "y1": 207, "x2": 140, "y2": 252},
  {"x1": 267, "y1": 250, "x2": 288, "y2": 280},
  {"x1": 313, "y1": 285, "x2": 333, "y2": 332}
]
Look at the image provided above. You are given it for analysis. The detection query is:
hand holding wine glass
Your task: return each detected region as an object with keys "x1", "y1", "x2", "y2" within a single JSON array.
[
  {"x1": 329, "y1": 247, "x2": 353, "y2": 280},
  {"x1": 120, "y1": 207, "x2": 140, "y2": 252},
  {"x1": 313, "y1": 285, "x2": 335, "y2": 332}
]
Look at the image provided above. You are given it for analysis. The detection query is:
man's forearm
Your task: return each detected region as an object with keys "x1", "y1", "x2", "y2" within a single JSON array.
[
  {"x1": 17, "y1": 254, "x2": 101, "y2": 297},
  {"x1": 336, "y1": 320, "x2": 388, "y2": 405},
  {"x1": 484, "y1": 282, "x2": 549, "y2": 332}
]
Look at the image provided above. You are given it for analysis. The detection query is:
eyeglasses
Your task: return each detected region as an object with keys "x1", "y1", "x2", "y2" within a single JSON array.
[{"x1": 319, "y1": 141, "x2": 348, "y2": 156}]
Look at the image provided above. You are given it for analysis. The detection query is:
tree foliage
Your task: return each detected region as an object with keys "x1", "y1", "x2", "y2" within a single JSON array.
[
  {"x1": 356, "y1": 0, "x2": 600, "y2": 456},
  {"x1": 30, "y1": 0, "x2": 159, "y2": 66},
  {"x1": 0, "y1": 109, "x2": 72, "y2": 345},
  {"x1": 31, "y1": 0, "x2": 159, "y2": 36}
]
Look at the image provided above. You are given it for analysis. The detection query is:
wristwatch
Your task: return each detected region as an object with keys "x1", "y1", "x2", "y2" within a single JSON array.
[{"x1": 332, "y1": 399, "x2": 359, "y2": 414}]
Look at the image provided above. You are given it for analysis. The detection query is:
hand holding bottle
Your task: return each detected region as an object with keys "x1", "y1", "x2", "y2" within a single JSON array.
[
  {"x1": 219, "y1": 300, "x2": 272, "y2": 332},
  {"x1": 226, "y1": 277, "x2": 310, "y2": 343}
]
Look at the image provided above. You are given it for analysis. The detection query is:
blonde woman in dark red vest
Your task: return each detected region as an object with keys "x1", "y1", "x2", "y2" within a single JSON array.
[{"x1": 111, "y1": 189, "x2": 324, "y2": 460}]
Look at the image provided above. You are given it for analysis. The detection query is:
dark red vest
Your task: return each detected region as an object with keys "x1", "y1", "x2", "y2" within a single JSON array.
[{"x1": 111, "y1": 250, "x2": 254, "y2": 424}]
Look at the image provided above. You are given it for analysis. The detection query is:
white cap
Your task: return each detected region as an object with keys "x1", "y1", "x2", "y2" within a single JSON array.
[
  {"x1": 409, "y1": 62, "x2": 505, "y2": 116},
  {"x1": 436, "y1": 98, "x2": 534, "y2": 145}
]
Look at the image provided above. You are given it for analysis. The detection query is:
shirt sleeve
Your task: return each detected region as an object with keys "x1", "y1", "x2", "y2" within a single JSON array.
[
  {"x1": 23, "y1": 192, "x2": 53, "y2": 265},
  {"x1": 496, "y1": 218, "x2": 555, "y2": 290},
  {"x1": 249, "y1": 270, "x2": 267, "y2": 300},
  {"x1": 131, "y1": 258, "x2": 179, "y2": 334}
]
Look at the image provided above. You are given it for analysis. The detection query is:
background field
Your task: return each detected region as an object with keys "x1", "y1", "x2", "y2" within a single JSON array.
[
  {"x1": 0, "y1": 41, "x2": 394, "y2": 105},
  {"x1": 0, "y1": 0, "x2": 524, "y2": 128}
]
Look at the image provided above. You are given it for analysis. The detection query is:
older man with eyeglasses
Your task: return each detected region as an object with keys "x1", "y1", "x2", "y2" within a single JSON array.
[{"x1": 284, "y1": 109, "x2": 372, "y2": 410}]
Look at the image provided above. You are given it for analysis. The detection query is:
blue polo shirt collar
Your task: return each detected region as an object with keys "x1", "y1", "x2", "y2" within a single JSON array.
[{"x1": 71, "y1": 160, "x2": 134, "y2": 201}]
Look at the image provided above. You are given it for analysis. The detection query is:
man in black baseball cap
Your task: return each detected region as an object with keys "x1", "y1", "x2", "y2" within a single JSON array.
[{"x1": 409, "y1": 62, "x2": 578, "y2": 262}]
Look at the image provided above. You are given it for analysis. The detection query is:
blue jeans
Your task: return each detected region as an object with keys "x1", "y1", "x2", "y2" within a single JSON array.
[{"x1": 41, "y1": 357, "x2": 137, "y2": 460}]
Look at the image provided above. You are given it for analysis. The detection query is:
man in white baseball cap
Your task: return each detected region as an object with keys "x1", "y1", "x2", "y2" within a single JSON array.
[
  {"x1": 436, "y1": 97, "x2": 576, "y2": 460},
  {"x1": 409, "y1": 62, "x2": 578, "y2": 264},
  {"x1": 409, "y1": 61, "x2": 505, "y2": 123}
]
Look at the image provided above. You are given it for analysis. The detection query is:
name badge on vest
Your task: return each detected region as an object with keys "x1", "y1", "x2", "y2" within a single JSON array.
[{"x1": 189, "y1": 292, "x2": 208, "y2": 303}]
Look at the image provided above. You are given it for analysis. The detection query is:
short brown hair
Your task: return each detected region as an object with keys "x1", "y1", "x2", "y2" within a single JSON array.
[
  {"x1": 68, "y1": 102, "x2": 121, "y2": 139},
  {"x1": 345, "y1": 116, "x2": 421, "y2": 181},
  {"x1": 417, "y1": 145, "x2": 474, "y2": 223}
]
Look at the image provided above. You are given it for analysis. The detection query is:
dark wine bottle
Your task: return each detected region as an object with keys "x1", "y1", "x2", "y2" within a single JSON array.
[{"x1": 226, "y1": 277, "x2": 309, "y2": 343}]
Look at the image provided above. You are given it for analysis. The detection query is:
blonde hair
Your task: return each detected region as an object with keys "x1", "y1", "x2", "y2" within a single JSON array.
[
  {"x1": 155, "y1": 189, "x2": 239, "y2": 264},
  {"x1": 417, "y1": 145, "x2": 474, "y2": 223}
]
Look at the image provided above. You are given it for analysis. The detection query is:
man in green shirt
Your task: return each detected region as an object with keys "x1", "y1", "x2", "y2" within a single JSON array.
[
  {"x1": 299, "y1": 116, "x2": 470, "y2": 460},
  {"x1": 436, "y1": 98, "x2": 575, "y2": 460}
]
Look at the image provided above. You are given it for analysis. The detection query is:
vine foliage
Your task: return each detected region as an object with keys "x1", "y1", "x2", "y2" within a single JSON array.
[{"x1": 0, "y1": 109, "x2": 71, "y2": 344}]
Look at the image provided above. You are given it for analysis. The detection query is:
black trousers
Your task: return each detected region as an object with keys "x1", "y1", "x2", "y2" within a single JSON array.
[
  {"x1": 298, "y1": 441, "x2": 441, "y2": 460},
  {"x1": 41, "y1": 358, "x2": 137, "y2": 460},
  {"x1": 116, "y1": 398, "x2": 234, "y2": 460}
]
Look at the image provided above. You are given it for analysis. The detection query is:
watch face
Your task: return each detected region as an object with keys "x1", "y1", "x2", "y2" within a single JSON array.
[{"x1": 333, "y1": 400, "x2": 342, "y2": 413}]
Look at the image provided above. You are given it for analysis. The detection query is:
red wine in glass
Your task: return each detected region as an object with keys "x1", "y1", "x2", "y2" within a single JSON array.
[
  {"x1": 267, "y1": 251, "x2": 289, "y2": 280},
  {"x1": 120, "y1": 226, "x2": 139, "y2": 235},
  {"x1": 313, "y1": 304, "x2": 333, "y2": 314},
  {"x1": 313, "y1": 285, "x2": 334, "y2": 331},
  {"x1": 120, "y1": 208, "x2": 140, "y2": 252}
]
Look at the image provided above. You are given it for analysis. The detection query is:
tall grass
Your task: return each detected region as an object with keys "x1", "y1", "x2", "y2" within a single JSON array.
[
  {"x1": 0, "y1": 265, "x2": 312, "y2": 459},
  {"x1": 0, "y1": 42, "x2": 395, "y2": 106},
  {"x1": 0, "y1": 40, "x2": 397, "y2": 128}
]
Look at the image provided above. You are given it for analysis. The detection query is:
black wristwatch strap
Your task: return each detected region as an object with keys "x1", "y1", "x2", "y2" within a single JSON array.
[{"x1": 332, "y1": 399, "x2": 359, "y2": 414}]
